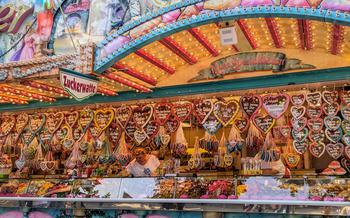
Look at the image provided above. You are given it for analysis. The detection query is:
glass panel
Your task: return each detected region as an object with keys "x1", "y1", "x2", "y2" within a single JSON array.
[
  {"x1": 26, "y1": 179, "x2": 73, "y2": 197},
  {"x1": 307, "y1": 177, "x2": 349, "y2": 201},
  {"x1": 0, "y1": 179, "x2": 29, "y2": 196}
]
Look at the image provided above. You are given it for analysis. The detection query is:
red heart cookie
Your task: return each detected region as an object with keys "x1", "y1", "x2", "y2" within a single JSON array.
[
  {"x1": 291, "y1": 93, "x2": 305, "y2": 106},
  {"x1": 306, "y1": 92, "x2": 322, "y2": 106},
  {"x1": 46, "y1": 112, "x2": 64, "y2": 134},
  {"x1": 291, "y1": 106, "x2": 306, "y2": 119},
  {"x1": 213, "y1": 100, "x2": 239, "y2": 126},
  {"x1": 64, "y1": 111, "x2": 79, "y2": 128},
  {"x1": 133, "y1": 105, "x2": 153, "y2": 128},
  {"x1": 309, "y1": 142, "x2": 325, "y2": 158},
  {"x1": 173, "y1": 101, "x2": 192, "y2": 122},
  {"x1": 326, "y1": 143, "x2": 344, "y2": 159},
  {"x1": 233, "y1": 117, "x2": 249, "y2": 133},
  {"x1": 252, "y1": 114, "x2": 275, "y2": 134},
  {"x1": 240, "y1": 95, "x2": 262, "y2": 119},
  {"x1": 322, "y1": 102, "x2": 340, "y2": 116},
  {"x1": 144, "y1": 120, "x2": 160, "y2": 139},
  {"x1": 307, "y1": 118, "x2": 324, "y2": 132},
  {"x1": 340, "y1": 90, "x2": 350, "y2": 105},
  {"x1": 115, "y1": 105, "x2": 132, "y2": 128},
  {"x1": 154, "y1": 102, "x2": 173, "y2": 125},
  {"x1": 291, "y1": 117, "x2": 307, "y2": 132},
  {"x1": 164, "y1": 118, "x2": 180, "y2": 133},
  {"x1": 307, "y1": 106, "x2": 322, "y2": 119},
  {"x1": 193, "y1": 99, "x2": 213, "y2": 124},
  {"x1": 322, "y1": 90, "x2": 339, "y2": 104},
  {"x1": 293, "y1": 140, "x2": 308, "y2": 154}
]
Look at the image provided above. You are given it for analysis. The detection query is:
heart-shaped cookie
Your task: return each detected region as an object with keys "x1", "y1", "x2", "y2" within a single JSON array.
[
  {"x1": 125, "y1": 120, "x2": 137, "y2": 140},
  {"x1": 39, "y1": 127, "x2": 52, "y2": 147},
  {"x1": 307, "y1": 106, "x2": 322, "y2": 119},
  {"x1": 291, "y1": 93, "x2": 305, "y2": 106},
  {"x1": 252, "y1": 114, "x2": 275, "y2": 134},
  {"x1": 94, "y1": 108, "x2": 115, "y2": 135},
  {"x1": 284, "y1": 153, "x2": 300, "y2": 168},
  {"x1": 134, "y1": 129, "x2": 147, "y2": 144},
  {"x1": 173, "y1": 101, "x2": 192, "y2": 122},
  {"x1": 46, "y1": 112, "x2": 64, "y2": 134},
  {"x1": 293, "y1": 140, "x2": 308, "y2": 154},
  {"x1": 342, "y1": 134, "x2": 350, "y2": 146},
  {"x1": 292, "y1": 128, "x2": 308, "y2": 142},
  {"x1": 160, "y1": 134, "x2": 171, "y2": 145},
  {"x1": 55, "y1": 125, "x2": 68, "y2": 141},
  {"x1": 29, "y1": 114, "x2": 46, "y2": 134},
  {"x1": 240, "y1": 95, "x2": 262, "y2": 119},
  {"x1": 262, "y1": 94, "x2": 290, "y2": 119},
  {"x1": 341, "y1": 158, "x2": 350, "y2": 172},
  {"x1": 15, "y1": 158, "x2": 26, "y2": 171},
  {"x1": 193, "y1": 99, "x2": 213, "y2": 124},
  {"x1": 279, "y1": 126, "x2": 291, "y2": 138},
  {"x1": 133, "y1": 105, "x2": 154, "y2": 128},
  {"x1": 306, "y1": 92, "x2": 322, "y2": 106},
  {"x1": 154, "y1": 102, "x2": 173, "y2": 125},
  {"x1": 322, "y1": 90, "x2": 338, "y2": 104},
  {"x1": 340, "y1": 90, "x2": 350, "y2": 105},
  {"x1": 309, "y1": 142, "x2": 325, "y2": 158},
  {"x1": 342, "y1": 120, "x2": 350, "y2": 133},
  {"x1": 213, "y1": 100, "x2": 239, "y2": 126},
  {"x1": 73, "y1": 127, "x2": 84, "y2": 141},
  {"x1": 16, "y1": 113, "x2": 29, "y2": 134},
  {"x1": 324, "y1": 116, "x2": 341, "y2": 130},
  {"x1": 341, "y1": 106, "x2": 350, "y2": 121},
  {"x1": 307, "y1": 118, "x2": 323, "y2": 132},
  {"x1": 308, "y1": 130, "x2": 325, "y2": 143},
  {"x1": 326, "y1": 143, "x2": 344, "y2": 159},
  {"x1": 234, "y1": 117, "x2": 249, "y2": 133},
  {"x1": 21, "y1": 128, "x2": 35, "y2": 145},
  {"x1": 345, "y1": 145, "x2": 350, "y2": 160},
  {"x1": 325, "y1": 128, "x2": 343, "y2": 143},
  {"x1": 291, "y1": 106, "x2": 306, "y2": 119},
  {"x1": 322, "y1": 102, "x2": 340, "y2": 116},
  {"x1": 115, "y1": 105, "x2": 132, "y2": 128},
  {"x1": 0, "y1": 115, "x2": 15, "y2": 137},
  {"x1": 108, "y1": 122, "x2": 122, "y2": 145},
  {"x1": 203, "y1": 114, "x2": 222, "y2": 135},
  {"x1": 144, "y1": 120, "x2": 160, "y2": 139},
  {"x1": 64, "y1": 111, "x2": 79, "y2": 128},
  {"x1": 291, "y1": 117, "x2": 307, "y2": 132},
  {"x1": 78, "y1": 109, "x2": 94, "y2": 133},
  {"x1": 164, "y1": 118, "x2": 180, "y2": 133}
]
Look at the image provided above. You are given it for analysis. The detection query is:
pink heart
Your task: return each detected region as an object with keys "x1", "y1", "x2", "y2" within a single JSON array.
[
  {"x1": 291, "y1": 93, "x2": 306, "y2": 106},
  {"x1": 322, "y1": 102, "x2": 340, "y2": 116},
  {"x1": 291, "y1": 117, "x2": 307, "y2": 132},
  {"x1": 326, "y1": 143, "x2": 344, "y2": 159},
  {"x1": 307, "y1": 118, "x2": 324, "y2": 132},
  {"x1": 262, "y1": 94, "x2": 290, "y2": 119},
  {"x1": 291, "y1": 106, "x2": 306, "y2": 119},
  {"x1": 306, "y1": 92, "x2": 322, "y2": 106}
]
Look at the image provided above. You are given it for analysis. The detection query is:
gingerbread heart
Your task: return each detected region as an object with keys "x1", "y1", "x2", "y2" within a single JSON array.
[
  {"x1": 173, "y1": 101, "x2": 192, "y2": 122},
  {"x1": 29, "y1": 113, "x2": 46, "y2": 134},
  {"x1": 15, "y1": 158, "x2": 25, "y2": 171},
  {"x1": 0, "y1": 115, "x2": 15, "y2": 137},
  {"x1": 164, "y1": 118, "x2": 180, "y2": 133},
  {"x1": 115, "y1": 105, "x2": 132, "y2": 128},
  {"x1": 306, "y1": 92, "x2": 322, "y2": 106},
  {"x1": 284, "y1": 153, "x2": 300, "y2": 168},
  {"x1": 341, "y1": 106, "x2": 350, "y2": 121},
  {"x1": 89, "y1": 124, "x2": 100, "y2": 139},
  {"x1": 108, "y1": 122, "x2": 122, "y2": 145},
  {"x1": 133, "y1": 105, "x2": 154, "y2": 128},
  {"x1": 94, "y1": 108, "x2": 115, "y2": 135},
  {"x1": 308, "y1": 130, "x2": 325, "y2": 143},
  {"x1": 341, "y1": 158, "x2": 350, "y2": 172},
  {"x1": 326, "y1": 143, "x2": 344, "y2": 159},
  {"x1": 345, "y1": 145, "x2": 350, "y2": 160},
  {"x1": 203, "y1": 114, "x2": 222, "y2": 135},
  {"x1": 262, "y1": 94, "x2": 290, "y2": 119},
  {"x1": 134, "y1": 129, "x2": 147, "y2": 144},
  {"x1": 125, "y1": 120, "x2": 137, "y2": 140},
  {"x1": 16, "y1": 113, "x2": 29, "y2": 134},
  {"x1": 307, "y1": 118, "x2": 324, "y2": 132},
  {"x1": 64, "y1": 111, "x2": 79, "y2": 128},
  {"x1": 193, "y1": 99, "x2": 213, "y2": 124},
  {"x1": 322, "y1": 90, "x2": 339, "y2": 104},
  {"x1": 291, "y1": 117, "x2": 307, "y2": 132},
  {"x1": 291, "y1": 93, "x2": 305, "y2": 106},
  {"x1": 307, "y1": 106, "x2": 322, "y2": 119},
  {"x1": 213, "y1": 100, "x2": 239, "y2": 126},
  {"x1": 324, "y1": 116, "x2": 341, "y2": 130},
  {"x1": 160, "y1": 134, "x2": 171, "y2": 145},
  {"x1": 55, "y1": 125, "x2": 68, "y2": 141},
  {"x1": 340, "y1": 90, "x2": 350, "y2": 105},
  {"x1": 21, "y1": 128, "x2": 35, "y2": 145},
  {"x1": 39, "y1": 127, "x2": 52, "y2": 146},
  {"x1": 325, "y1": 128, "x2": 343, "y2": 143},
  {"x1": 144, "y1": 120, "x2": 160, "y2": 139},
  {"x1": 292, "y1": 128, "x2": 308, "y2": 142},
  {"x1": 309, "y1": 142, "x2": 325, "y2": 158},
  {"x1": 322, "y1": 102, "x2": 340, "y2": 116},
  {"x1": 252, "y1": 114, "x2": 275, "y2": 134},
  {"x1": 73, "y1": 127, "x2": 84, "y2": 141},
  {"x1": 291, "y1": 106, "x2": 306, "y2": 119},
  {"x1": 240, "y1": 95, "x2": 262, "y2": 119},
  {"x1": 342, "y1": 134, "x2": 350, "y2": 146},
  {"x1": 78, "y1": 109, "x2": 94, "y2": 133},
  {"x1": 234, "y1": 117, "x2": 249, "y2": 133},
  {"x1": 293, "y1": 140, "x2": 308, "y2": 154},
  {"x1": 279, "y1": 126, "x2": 291, "y2": 138},
  {"x1": 46, "y1": 112, "x2": 64, "y2": 134},
  {"x1": 342, "y1": 120, "x2": 350, "y2": 133},
  {"x1": 154, "y1": 102, "x2": 173, "y2": 125}
]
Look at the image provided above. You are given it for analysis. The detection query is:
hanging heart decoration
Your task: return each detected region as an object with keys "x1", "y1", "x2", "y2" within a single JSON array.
[
  {"x1": 15, "y1": 157, "x2": 26, "y2": 171},
  {"x1": 39, "y1": 127, "x2": 52, "y2": 152},
  {"x1": 234, "y1": 117, "x2": 249, "y2": 133},
  {"x1": 293, "y1": 140, "x2": 308, "y2": 154},
  {"x1": 292, "y1": 128, "x2": 308, "y2": 142},
  {"x1": 340, "y1": 90, "x2": 350, "y2": 105},
  {"x1": 322, "y1": 90, "x2": 339, "y2": 104},
  {"x1": 284, "y1": 153, "x2": 300, "y2": 168},
  {"x1": 262, "y1": 94, "x2": 290, "y2": 119},
  {"x1": 108, "y1": 122, "x2": 122, "y2": 145},
  {"x1": 342, "y1": 134, "x2": 350, "y2": 146},
  {"x1": 78, "y1": 109, "x2": 94, "y2": 133},
  {"x1": 125, "y1": 120, "x2": 137, "y2": 140},
  {"x1": 279, "y1": 126, "x2": 291, "y2": 138},
  {"x1": 29, "y1": 113, "x2": 46, "y2": 134},
  {"x1": 133, "y1": 105, "x2": 154, "y2": 128},
  {"x1": 309, "y1": 142, "x2": 325, "y2": 158},
  {"x1": 21, "y1": 128, "x2": 35, "y2": 145},
  {"x1": 55, "y1": 126, "x2": 68, "y2": 141},
  {"x1": 325, "y1": 128, "x2": 343, "y2": 143},
  {"x1": 89, "y1": 124, "x2": 100, "y2": 139},
  {"x1": 164, "y1": 118, "x2": 180, "y2": 133},
  {"x1": 134, "y1": 129, "x2": 147, "y2": 144},
  {"x1": 324, "y1": 116, "x2": 341, "y2": 130},
  {"x1": 239, "y1": 95, "x2": 262, "y2": 119},
  {"x1": 0, "y1": 115, "x2": 16, "y2": 137},
  {"x1": 115, "y1": 105, "x2": 132, "y2": 128},
  {"x1": 341, "y1": 158, "x2": 350, "y2": 172},
  {"x1": 308, "y1": 130, "x2": 325, "y2": 143},
  {"x1": 94, "y1": 108, "x2": 115, "y2": 135},
  {"x1": 307, "y1": 106, "x2": 322, "y2": 119},
  {"x1": 173, "y1": 101, "x2": 192, "y2": 122},
  {"x1": 73, "y1": 127, "x2": 84, "y2": 141},
  {"x1": 193, "y1": 99, "x2": 213, "y2": 124},
  {"x1": 307, "y1": 118, "x2": 324, "y2": 132},
  {"x1": 202, "y1": 114, "x2": 222, "y2": 135},
  {"x1": 342, "y1": 120, "x2": 350, "y2": 133},
  {"x1": 306, "y1": 92, "x2": 322, "y2": 106},
  {"x1": 290, "y1": 106, "x2": 306, "y2": 119},
  {"x1": 160, "y1": 134, "x2": 171, "y2": 145},
  {"x1": 16, "y1": 113, "x2": 29, "y2": 134},
  {"x1": 291, "y1": 93, "x2": 305, "y2": 106},
  {"x1": 322, "y1": 102, "x2": 340, "y2": 116},
  {"x1": 144, "y1": 120, "x2": 160, "y2": 139},
  {"x1": 64, "y1": 111, "x2": 79, "y2": 128},
  {"x1": 46, "y1": 112, "x2": 64, "y2": 134},
  {"x1": 252, "y1": 114, "x2": 275, "y2": 134},
  {"x1": 341, "y1": 106, "x2": 350, "y2": 121},
  {"x1": 213, "y1": 100, "x2": 239, "y2": 126},
  {"x1": 326, "y1": 143, "x2": 344, "y2": 159},
  {"x1": 291, "y1": 117, "x2": 307, "y2": 132},
  {"x1": 154, "y1": 102, "x2": 173, "y2": 125},
  {"x1": 345, "y1": 145, "x2": 350, "y2": 160}
]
